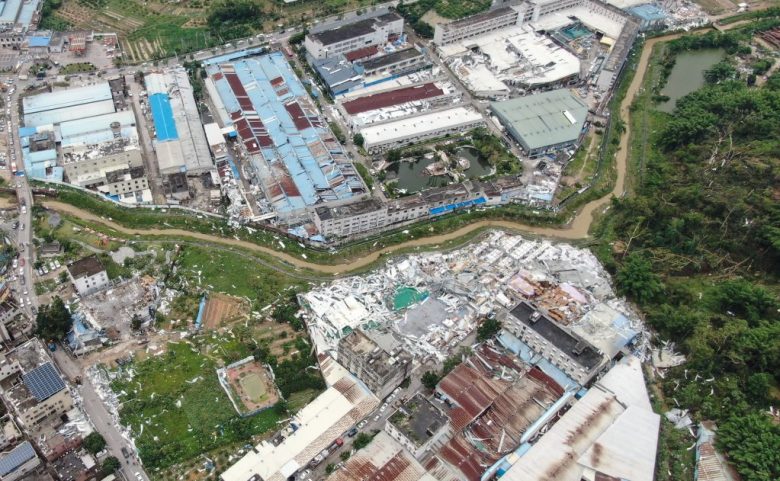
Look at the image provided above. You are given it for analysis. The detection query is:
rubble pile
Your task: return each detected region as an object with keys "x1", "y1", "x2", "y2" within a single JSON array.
[{"x1": 301, "y1": 231, "x2": 644, "y2": 360}]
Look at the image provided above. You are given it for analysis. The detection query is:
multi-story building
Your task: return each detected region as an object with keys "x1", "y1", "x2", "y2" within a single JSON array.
[
  {"x1": 61, "y1": 137, "x2": 144, "y2": 188},
  {"x1": 0, "y1": 441, "x2": 41, "y2": 481},
  {"x1": 433, "y1": 6, "x2": 521, "y2": 45},
  {"x1": 0, "y1": 340, "x2": 74, "y2": 434},
  {"x1": 337, "y1": 330, "x2": 412, "y2": 399},
  {"x1": 385, "y1": 394, "x2": 451, "y2": 460},
  {"x1": 503, "y1": 301, "x2": 605, "y2": 384},
  {"x1": 305, "y1": 12, "x2": 404, "y2": 60},
  {"x1": 314, "y1": 199, "x2": 386, "y2": 238},
  {"x1": 358, "y1": 47, "x2": 429, "y2": 77},
  {"x1": 67, "y1": 255, "x2": 109, "y2": 296},
  {"x1": 0, "y1": 0, "x2": 42, "y2": 49},
  {"x1": 360, "y1": 107, "x2": 484, "y2": 154}
]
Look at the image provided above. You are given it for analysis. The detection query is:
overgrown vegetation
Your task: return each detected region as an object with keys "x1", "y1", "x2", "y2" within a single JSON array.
[
  {"x1": 35, "y1": 296, "x2": 72, "y2": 341},
  {"x1": 595, "y1": 30, "x2": 780, "y2": 481},
  {"x1": 39, "y1": 0, "x2": 70, "y2": 31}
]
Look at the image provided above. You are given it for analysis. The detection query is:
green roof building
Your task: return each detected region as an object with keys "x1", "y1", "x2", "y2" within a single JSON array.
[{"x1": 490, "y1": 89, "x2": 589, "y2": 157}]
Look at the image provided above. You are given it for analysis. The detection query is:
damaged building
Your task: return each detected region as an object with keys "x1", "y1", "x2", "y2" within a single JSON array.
[{"x1": 338, "y1": 330, "x2": 412, "y2": 400}]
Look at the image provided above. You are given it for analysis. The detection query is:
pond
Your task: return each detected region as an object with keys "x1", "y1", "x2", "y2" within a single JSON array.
[
  {"x1": 657, "y1": 49, "x2": 725, "y2": 113},
  {"x1": 386, "y1": 147, "x2": 493, "y2": 194}
]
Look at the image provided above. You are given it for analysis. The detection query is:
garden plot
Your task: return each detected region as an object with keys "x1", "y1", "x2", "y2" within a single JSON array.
[{"x1": 202, "y1": 293, "x2": 250, "y2": 330}]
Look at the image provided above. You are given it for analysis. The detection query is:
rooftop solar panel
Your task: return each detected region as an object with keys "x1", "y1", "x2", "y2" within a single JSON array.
[
  {"x1": 0, "y1": 441, "x2": 36, "y2": 476},
  {"x1": 22, "y1": 362, "x2": 65, "y2": 401}
]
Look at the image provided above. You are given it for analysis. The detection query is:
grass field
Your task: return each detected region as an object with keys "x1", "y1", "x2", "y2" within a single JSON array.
[
  {"x1": 111, "y1": 340, "x2": 282, "y2": 473},
  {"x1": 240, "y1": 372, "x2": 266, "y2": 402}
]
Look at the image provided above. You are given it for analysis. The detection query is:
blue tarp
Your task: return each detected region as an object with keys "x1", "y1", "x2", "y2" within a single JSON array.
[
  {"x1": 430, "y1": 196, "x2": 486, "y2": 216},
  {"x1": 149, "y1": 93, "x2": 179, "y2": 141}
]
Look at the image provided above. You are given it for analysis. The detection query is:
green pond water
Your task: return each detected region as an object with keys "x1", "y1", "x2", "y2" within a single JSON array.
[
  {"x1": 393, "y1": 286, "x2": 429, "y2": 311},
  {"x1": 658, "y1": 49, "x2": 725, "y2": 113},
  {"x1": 387, "y1": 147, "x2": 493, "y2": 194}
]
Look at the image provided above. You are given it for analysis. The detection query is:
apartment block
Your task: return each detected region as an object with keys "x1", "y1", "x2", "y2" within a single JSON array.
[
  {"x1": 337, "y1": 330, "x2": 412, "y2": 399},
  {"x1": 305, "y1": 12, "x2": 404, "y2": 59}
]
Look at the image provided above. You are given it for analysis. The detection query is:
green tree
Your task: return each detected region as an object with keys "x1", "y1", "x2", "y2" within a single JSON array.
[
  {"x1": 35, "y1": 296, "x2": 72, "y2": 341},
  {"x1": 476, "y1": 317, "x2": 502, "y2": 341},
  {"x1": 615, "y1": 253, "x2": 663, "y2": 304},
  {"x1": 717, "y1": 413, "x2": 780, "y2": 481},
  {"x1": 704, "y1": 61, "x2": 737, "y2": 84},
  {"x1": 421, "y1": 371, "x2": 439, "y2": 390},
  {"x1": 413, "y1": 21, "x2": 434, "y2": 38},
  {"x1": 340, "y1": 451, "x2": 350, "y2": 461},
  {"x1": 131, "y1": 314, "x2": 143, "y2": 331},
  {"x1": 83, "y1": 432, "x2": 107, "y2": 454},
  {"x1": 352, "y1": 133, "x2": 364, "y2": 147},
  {"x1": 352, "y1": 432, "x2": 372, "y2": 450},
  {"x1": 100, "y1": 456, "x2": 121, "y2": 476},
  {"x1": 325, "y1": 463, "x2": 336, "y2": 475}
]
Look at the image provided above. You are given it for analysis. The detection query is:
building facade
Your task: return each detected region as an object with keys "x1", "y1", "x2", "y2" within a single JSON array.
[
  {"x1": 314, "y1": 199, "x2": 387, "y2": 238},
  {"x1": 305, "y1": 12, "x2": 404, "y2": 60},
  {"x1": 67, "y1": 255, "x2": 109, "y2": 296},
  {"x1": 433, "y1": 7, "x2": 521, "y2": 45},
  {"x1": 337, "y1": 330, "x2": 412, "y2": 399}
]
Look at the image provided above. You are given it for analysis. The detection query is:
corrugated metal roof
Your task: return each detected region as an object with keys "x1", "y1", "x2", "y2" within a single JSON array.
[
  {"x1": 327, "y1": 432, "x2": 433, "y2": 481},
  {"x1": 23, "y1": 83, "x2": 112, "y2": 114}
]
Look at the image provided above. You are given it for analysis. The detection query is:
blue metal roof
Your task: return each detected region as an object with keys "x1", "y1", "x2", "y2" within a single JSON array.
[
  {"x1": 22, "y1": 362, "x2": 66, "y2": 401},
  {"x1": 28, "y1": 36, "x2": 51, "y2": 48},
  {"x1": 149, "y1": 93, "x2": 179, "y2": 142},
  {"x1": 0, "y1": 441, "x2": 36, "y2": 477},
  {"x1": 628, "y1": 4, "x2": 667, "y2": 21}
]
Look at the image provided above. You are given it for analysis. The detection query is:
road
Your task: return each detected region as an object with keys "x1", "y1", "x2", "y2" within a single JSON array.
[
  {"x1": 128, "y1": 74, "x2": 165, "y2": 204},
  {"x1": 52, "y1": 348, "x2": 150, "y2": 481}
]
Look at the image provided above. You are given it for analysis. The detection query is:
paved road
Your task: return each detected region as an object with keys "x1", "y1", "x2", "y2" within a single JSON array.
[
  {"x1": 52, "y1": 348, "x2": 150, "y2": 481},
  {"x1": 127, "y1": 75, "x2": 165, "y2": 203}
]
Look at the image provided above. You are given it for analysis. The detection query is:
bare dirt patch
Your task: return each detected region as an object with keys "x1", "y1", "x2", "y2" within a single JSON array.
[{"x1": 202, "y1": 293, "x2": 250, "y2": 329}]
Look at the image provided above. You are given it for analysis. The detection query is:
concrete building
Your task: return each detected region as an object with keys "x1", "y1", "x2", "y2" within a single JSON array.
[
  {"x1": 337, "y1": 330, "x2": 412, "y2": 399},
  {"x1": 0, "y1": 340, "x2": 74, "y2": 434},
  {"x1": 0, "y1": 441, "x2": 40, "y2": 481},
  {"x1": 203, "y1": 122, "x2": 227, "y2": 162},
  {"x1": 67, "y1": 255, "x2": 109, "y2": 296},
  {"x1": 385, "y1": 394, "x2": 451, "y2": 460},
  {"x1": 359, "y1": 47, "x2": 429, "y2": 77},
  {"x1": 325, "y1": 431, "x2": 437, "y2": 481},
  {"x1": 360, "y1": 107, "x2": 484, "y2": 154},
  {"x1": 305, "y1": 12, "x2": 404, "y2": 60},
  {"x1": 503, "y1": 301, "x2": 605, "y2": 384},
  {"x1": 314, "y1": 199, "x2": 386, "y2": 238},
  {"x1": 221, "y1": 371, "x2": 378, "y2": 481},
  {"x1": 434, "y1": 6, "x2": 521, "y2": 45},
  {"x1": 490, "y1": 89, "x2": 588, "y2": 157},
  {"x1": 628, "y1": 3, "x2": 667, "y2": 31}
]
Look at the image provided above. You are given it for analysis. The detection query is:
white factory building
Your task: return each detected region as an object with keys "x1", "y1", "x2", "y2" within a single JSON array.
[
  {"x1": 220, "y1": 371, "x2": 378, "y2": 481},
  {"x1": 360, "y1": 107, "x2": 484, "y2": 154}
]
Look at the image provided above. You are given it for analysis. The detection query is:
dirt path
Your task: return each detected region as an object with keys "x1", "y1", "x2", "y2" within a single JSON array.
[{"x1": 41, "y1": 33, "x2": 685, "y2": 275}]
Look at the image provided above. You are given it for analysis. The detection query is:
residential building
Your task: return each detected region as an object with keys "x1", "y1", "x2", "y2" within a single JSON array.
[
  {"x1": 0, "y1": 417, "x2": 20, "y2": 451},
  {"x1": 203, "y1": 123, "x2": 227, "y2": 162},
  {"x1": 0, "y1": 441, "x2": 40, "y2": 481},
  {"x1": 385, "y1": 394, "x2": 451, "y2": 460},
  {"x1": 0, "y1": 340, "x2": 74, "y2": 434},
  {"x1": 433, "y1": 6, "x2": 521, "y2": 45},
  {"x1": 67, "y1": 255, "x2": 109, "y2": 296},
  {"x1": 304, "y1": 12, "x2": 404, "y2": 60},
  {"x1": 503, "y1": 301, "x2": 605, "y2": 384},
  {"x1": 490, "y1": 89, "x2": 588, "y2": 157},
  {"x1": 39, "y1": 242, "x2": 62, "y2": 258},
  {"x1": 0, "y1": 0, "x2": 43, "y2": 49},
  {"x1": 337, "y1": 330, "x2": 412, "y2": 399},
  {"x1": 325, "y1": 431, "x2": 437, "y2": 481},
  {"x1": 360, "y1": 107, "x2": 484, "y2": 154}
]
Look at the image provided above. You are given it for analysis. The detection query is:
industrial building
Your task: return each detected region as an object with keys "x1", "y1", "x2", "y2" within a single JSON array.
[
  {"x1": 220, "y1": 371, "x2": 378, "y2": 481},
  {"x1": 339, "y1": 81, "x2": 461, "y2": 130},
  {"x1": 311, "y1": 46, "x2": 430, "y2": 97},
  {"x1": 203, "y1": 122, "x2": 228, "y2": 162},
  {"x1": 337, "y1": 330, "x2": 412, "y2": 399},
  {"x1": 205, "y1": 52, "x2": 366, "y2": 217},
  {"x1": 503, "y1": 301, "x2": 605, "y2": 384},
  {"x1": 628, "y1": 3, "x2": 668, "y2": 30},
  {"x1": 67, "y1": 255, "x2": 109, "y2": 296},
  {"x1": 22, "y1": 83, "x2": 118, "y2": 127},
  {"x1": 440, "y1": 25, "x2": 581, "y2": 97},
  {"x1": 0, "y1": 0, "x2": 42, "y2": 49},
  {"x1": 145, "y1": 68, "x2": 213, "y2": 176},
  {"x1": 490, "y1": 89, "x2": 588, "y2": 157},
  {"x1": 499, "y1": 356, "x2": 660, "y2": 481},
  {"x1": 325, "y1": 431, "x2": 437, "y2": 481},
  {"x1": 304, "y1": 11, "x2": 404, "y2": 60},
  {"x1": 433, "y1": 6, "x2": 521, "y2": 45},
  {"x1": 0, "y1": 340, "x2": 74, "y2": 434},
  {"x1": 360, "y1": 107, "x2": 484, "y2": 154}
]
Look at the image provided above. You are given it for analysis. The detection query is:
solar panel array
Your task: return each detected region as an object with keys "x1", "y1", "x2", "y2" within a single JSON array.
[
  {"x1": 0, "y1": 441, "x2": 36, "y2": 476},
  {"x1": 22, "y1": 362, "x2": 65, "y2": 401}
]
